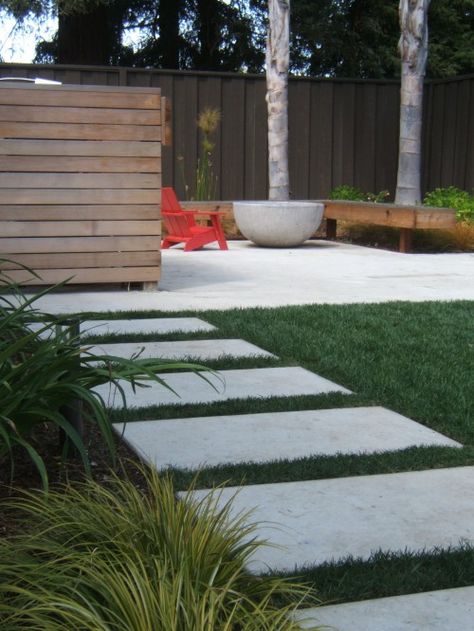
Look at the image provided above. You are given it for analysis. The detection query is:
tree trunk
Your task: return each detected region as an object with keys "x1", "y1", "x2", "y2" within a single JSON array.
[
  {"x1": 57, "y1": 1, "x2": 125, "y2": 65},
  {"x1": 159, "y1": 0, "x2": 181, "y2": 69},
  {"x1": 266, "y1": 0, "x2": 290, "y2": 201},
  {"x1": 196, "y1": 0, "x2": 221, "y2": 70},
  {"x1": 395, "y1": 0, "x2": 430, "y2": 205}
]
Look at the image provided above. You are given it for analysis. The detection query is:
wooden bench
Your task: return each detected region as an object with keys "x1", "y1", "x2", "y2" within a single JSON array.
[{"x1": 323, "y1": 200, "x2": 457, "y2": 253}]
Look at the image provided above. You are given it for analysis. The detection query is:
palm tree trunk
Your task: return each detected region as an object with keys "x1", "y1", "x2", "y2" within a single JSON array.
[
  {"x1": 266, "y1": 0, "x2": 290, "y2": 201},
  {"x1": 395, "y1": 0, "x2": 430, "y2": 205}
]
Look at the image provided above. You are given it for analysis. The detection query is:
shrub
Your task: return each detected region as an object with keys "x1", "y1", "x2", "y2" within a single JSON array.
[
  {"x1": 0, "y1": 468, "x2": 317, "y2": 630},
  {"x1": 424, "y1": 186, "x2": 474, "y2": 223},
  {"x1": 0, "y1": 265, "x2": 214, "y2": 489},
  {"x1": 330, "y1": 185, "x2": 390, "y2": 203},
  {"x1": 329, "y1": 184, "x2": 366, "y2": 201}
]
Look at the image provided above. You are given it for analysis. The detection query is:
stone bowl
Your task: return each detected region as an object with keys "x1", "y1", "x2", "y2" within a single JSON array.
[{"x1": 233, "y1": 201, "x2": 324, "y2": 247}]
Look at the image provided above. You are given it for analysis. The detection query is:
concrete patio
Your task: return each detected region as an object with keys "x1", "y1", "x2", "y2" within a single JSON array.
[
  {"x1": 25, "y1": 240, "x2": 474, "y2": 630},
  {"x1": 31, "y1": 239, "x2": 474, "y2": 314}
]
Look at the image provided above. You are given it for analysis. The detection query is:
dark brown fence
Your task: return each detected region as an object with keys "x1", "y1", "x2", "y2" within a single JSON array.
[{"x1": 1, "y1": 63, "x2": 472, "y2": 200}]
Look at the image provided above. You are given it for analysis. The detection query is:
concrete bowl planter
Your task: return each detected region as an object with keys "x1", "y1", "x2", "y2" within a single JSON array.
[{"x1": 233, "y1": 201, "x2": 324, "y2": 247}]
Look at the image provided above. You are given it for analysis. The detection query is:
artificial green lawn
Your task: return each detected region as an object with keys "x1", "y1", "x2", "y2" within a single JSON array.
[
  {"x1": 96, "y1": 300, "x2": 474, "y2": 443},
  {"x1": 84, "y1": 300, "x2": 474, "y2": 603}
]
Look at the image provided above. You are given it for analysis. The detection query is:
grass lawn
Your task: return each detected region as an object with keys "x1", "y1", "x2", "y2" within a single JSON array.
[{"x1": 85, "y1": 300, "x2": 474, "y2": 604}]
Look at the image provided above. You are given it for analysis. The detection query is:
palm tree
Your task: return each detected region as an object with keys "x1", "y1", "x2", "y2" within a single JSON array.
[
  {"x1": 234, "y1": 0, "x2": 323, "y2": 247},
  {"x1": 395, "y1": 0, "x2": 431, "y2": 205},
  {"x1": 266, "y1": 0, "x2": 290, "y2": 201}
]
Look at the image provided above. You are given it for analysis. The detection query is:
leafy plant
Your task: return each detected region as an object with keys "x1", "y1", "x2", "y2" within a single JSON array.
[
  {"x1": 366, "y1": 189, "x2": 390, "y2": 203},
  {"x1": 329, "y1": 184, "x2": 366, "y2": 201},
  {"x1": 424, "y1": 186, "x2": 474, "y2": 223},
  {"x1": 330, "y1": 185, "x2": 389, "y2": 203},
  {"x1": 0, "y1": 468, "x2": 317, "y2": 630},
  {"x1": 0, "y1": 265, "x2": 215, "y2": 490}
]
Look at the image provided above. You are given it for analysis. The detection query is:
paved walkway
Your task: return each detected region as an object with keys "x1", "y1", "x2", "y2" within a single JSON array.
[
  {"x1": 80, "y1": 310, "x2": 473, "y2": 630},
  {"x1": 63, "y1": 243, "x2": 474, "y2": 630},
  {"x1": 33, "y1": 240, "x2": 474, "y2": 314}
]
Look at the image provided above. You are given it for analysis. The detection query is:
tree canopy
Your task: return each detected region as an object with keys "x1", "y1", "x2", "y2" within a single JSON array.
[{"x1": 1, "y1": 0, "x2": 472, "y2": 78}]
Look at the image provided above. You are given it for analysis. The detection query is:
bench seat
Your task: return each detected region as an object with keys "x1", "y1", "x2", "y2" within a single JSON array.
[{"x1": 322, "y1": 200, "x2": 456, "y2": 252}]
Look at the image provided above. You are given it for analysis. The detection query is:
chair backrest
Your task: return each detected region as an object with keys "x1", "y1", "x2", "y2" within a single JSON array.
[
  {"x1": 162, "y1": 187, "x2": 183, "y2": 213},
  {"x1": 162, "y1": 211, "x2": 192, "y2": 238}
]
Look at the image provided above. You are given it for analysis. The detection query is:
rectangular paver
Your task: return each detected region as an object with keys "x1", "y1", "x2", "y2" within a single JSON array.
[
  {"x1": 94, "y1": 367, "x2": 351, "y2": 409},
  {"x1": 186, "y1": 466, "x2": 474, "y2": 572},
  {"x1": 26, "y1": 317, "x2": 216, "y2": 339},
  {"x1": 86, "y1": 339, "x2": 275, "y2": 361},
  {"x1": 80, "y1": 317, "x2": 216, "y2": 336},
  {"x1": 295, "y1": 586, "x2": 474, "y2": 631},
  {"x1": 114, "y1": 407, "x2": 460, "y2": 470}
]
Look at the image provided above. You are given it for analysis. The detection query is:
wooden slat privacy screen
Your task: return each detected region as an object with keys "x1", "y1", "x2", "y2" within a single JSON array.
[{"x1": 0, "y1": 82, "x2": 162, "y2": 286}]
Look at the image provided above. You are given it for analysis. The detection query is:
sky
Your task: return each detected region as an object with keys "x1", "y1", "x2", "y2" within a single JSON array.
[
  {"x1": 0, "y1": 12, "x2": 57, "y2": 63},
  {"x1": 0, "y1": 10, "x2": 143, "y2": 64}
]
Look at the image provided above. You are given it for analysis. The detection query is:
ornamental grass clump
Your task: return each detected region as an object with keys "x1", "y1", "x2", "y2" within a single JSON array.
[
  {"x1": 0, "y1": 468, "x2": 316, "y2": 630},
  {"x1": 0, "y1": 264, "x2": 214, "y2": 490},
  {"x1": 196, "y1": 107, "x2": 221, "y2": 200}
]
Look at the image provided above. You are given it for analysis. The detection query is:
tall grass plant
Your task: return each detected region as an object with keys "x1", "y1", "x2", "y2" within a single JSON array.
[{"x1": 0, "y1": 468, "x2": 316, "y2": 630}]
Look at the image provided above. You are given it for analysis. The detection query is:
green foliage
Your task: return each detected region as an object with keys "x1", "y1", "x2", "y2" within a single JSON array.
[
  {"x1": 0, "y1": 265, "x2": 213, "y2": 489},
  {"x1": 329, "y1": 184, "x2": 365, "y2": 201},
  {"x1": 3, "y1": 0, "x2": 473, "y2": 77},
  {"x1": 330, "y1": 185, "x2": 389, "y2": 203},
  {"x1": 428, "y1": 0, "x2": 474, "y2": 78},
  {"x1": 283, "y1": 544, "x2": 474, "y2": 605},
  {"x1": 291, "y1": 0, "x2": 400, "y2": 78},
  {"x1": 0, "y1": 468, "x2": 316, "y2": 629},
  {"x1": 424, "y1": 186, "x2": 474, "y2": 223}
]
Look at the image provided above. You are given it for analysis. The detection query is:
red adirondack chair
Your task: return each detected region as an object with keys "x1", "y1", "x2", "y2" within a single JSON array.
[{"x1": 161, "y1": 187, "x2": 228, "y2": 251}]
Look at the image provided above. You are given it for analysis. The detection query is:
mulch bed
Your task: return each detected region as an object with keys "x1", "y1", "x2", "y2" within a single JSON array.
[{"x1": 0, "y1": 422, "x2": 146, "y2": 536}]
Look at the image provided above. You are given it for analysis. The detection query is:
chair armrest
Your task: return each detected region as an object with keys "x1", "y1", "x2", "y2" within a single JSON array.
[{"x1": 188, "y1": 211, "x2": 226, "y2": 217}]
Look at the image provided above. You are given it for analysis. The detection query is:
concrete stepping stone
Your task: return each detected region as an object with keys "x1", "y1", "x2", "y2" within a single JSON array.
[
  {"x1": 295, "y1": 586, "x2": 474, "y2": 630},
  {"x1": 114, "y1": 406, "x2": 460, "y2": 470},
  {"x1": 80, "y1": 317, "x2": 216, "y2": 336},
  {"x1": 86, "y1": 339, "x2": 275, "y2": 361},
  {"x1": 186, "y1": 466, "x2": 474, "y2": 573},
  {"x1": 94, "y1": 367, "x2": 351, "y2": 409},
  {"x1": 26, "y1": 317, "x2": 216, "y2": 339}
]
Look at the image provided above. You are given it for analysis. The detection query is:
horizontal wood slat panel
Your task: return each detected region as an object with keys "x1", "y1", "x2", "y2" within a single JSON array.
[
  {"x1": 0, "y1": 83, "x2": 162, "y2": 286},
  {"x1": 1, "y1": 220, "x2": 161, "y2": 237},
  {"x1": 0, "y1": 122, "x2": 161, "y2": 142},
  {"x1": 0, "y1": 188, "x2": 160, "y2": 204},
  {"x1": 0, "y1": 105, "x2": 161, "y2": 126},
  {"x1": 0, "y1": 139, "x2": 161, "y2": 157},
  {"x1": 5, "y1": 266, "x2": 161, "y2": 285},
  {"x1": 0, "y1": 173, "x2": 159, "y2": 189},
  {"x1": 0, "y1": 86, "x2": 161, "y2": 110},
  {"x1": 0, "y1": 205, "x2": 160, "y2": 221},
  {"x1": 1, "y1": 251, "x2": 160, "y2": 270},
  {"x1": 0, "y1": 156, "x2": 161, "y2": 173},
  {"x1": 0, "y1": 236, "x2": 160, "y2": 253}
]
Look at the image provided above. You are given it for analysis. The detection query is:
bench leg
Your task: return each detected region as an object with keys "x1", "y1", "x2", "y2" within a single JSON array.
[
  {"x1": 326, "y1": 218, "x2": 337, "y2": 240},
  {"x1": 399, "y1": 228, "x2": 413, "y2": 253}
]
